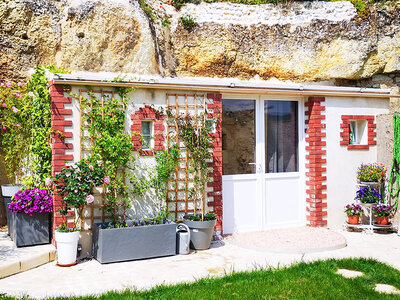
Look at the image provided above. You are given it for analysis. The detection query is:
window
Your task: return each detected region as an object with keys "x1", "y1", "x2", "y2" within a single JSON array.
[
  {"x1": 349, "y1": 119, "x2": 367, "y2": 145},
  {"x1": 141, "y1": 121, "x2": 152, "y2": 150},
  {"x1": 340, "y1": 115, "x2": 376, "y2": 150},
  {"x1": 265, "y1": 100, "x2": 298, "y2": 173}
]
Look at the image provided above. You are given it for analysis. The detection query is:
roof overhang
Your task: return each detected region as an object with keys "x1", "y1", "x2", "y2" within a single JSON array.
[{"x1": 52, "y1": 73, "x2": 398, "y2": 98}]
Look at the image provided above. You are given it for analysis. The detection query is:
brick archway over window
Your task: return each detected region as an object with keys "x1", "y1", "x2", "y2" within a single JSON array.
[{"x1": 131, "y1": 105, "x2": 165, "y2": 156}]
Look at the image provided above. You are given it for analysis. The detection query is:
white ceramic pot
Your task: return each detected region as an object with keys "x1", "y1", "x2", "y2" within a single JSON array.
[{"x1": 54, "y1": 230, "x2": 80, "y2": 266}]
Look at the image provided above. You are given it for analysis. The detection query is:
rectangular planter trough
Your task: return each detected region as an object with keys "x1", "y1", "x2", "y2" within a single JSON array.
[
  {"x1": 10, "y1": 212, "x2": 51, "y2": 247},
  {"x1": 92, "y1": 220, "x2": 176, "y2": 264}
]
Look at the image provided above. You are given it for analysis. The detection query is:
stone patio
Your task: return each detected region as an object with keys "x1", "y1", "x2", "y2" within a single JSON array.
[{"x1": 0, "y1": 228, "x2": 400, "y2": 298}]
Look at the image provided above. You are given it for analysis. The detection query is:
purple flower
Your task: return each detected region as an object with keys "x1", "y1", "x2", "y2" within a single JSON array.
[
  {"x1": 12, "y1": 106, "x2": 18, "y2": 113},
  {"x1": 6, "y1": 82, "x2": 11, "y2": 88},
  {"x1": 8, "y1": 188, "x2": 53, "y2": 214}
]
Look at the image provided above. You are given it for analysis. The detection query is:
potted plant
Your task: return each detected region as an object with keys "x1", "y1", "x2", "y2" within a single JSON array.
[
  {"x1": 53, "y1": 158, "x2": 105, "y2": 266},
  {"x1": 357, "y1": 163, "x2": 386, "y2": 196},
  {"x1": 183, "y1": 213, "x2": 217, "y2": 250},
  {"x1": 7, "y1": 188, "x2": 52, "y2": 246},
  {"x1": 177, "y1": 114, "x2": 217, "y2": 250},
  {"x1": 355, "y1": 186, "x2": 382, "y2": 206},
  {"x1": 93, "y1": 147, "x2": 180, "y2": 264},
  {"x1": 92, "y1": 208, "x2": 177, "y2": 264},
  {"x1": 344, "y1": 203, "x2": 362, "y2": 225},
  {"x1": 372, "y1": 204, "x2": 394, "y2": 225}
]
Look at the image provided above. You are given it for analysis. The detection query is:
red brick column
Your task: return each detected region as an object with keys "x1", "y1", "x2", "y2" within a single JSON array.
[
  {"x1": 131, "y1": 105, "x2": 165, "y2": 156},
  {"x1": 305, "y1": 97, "x2": 327, "y2": 227},
  {"x1": 206, "y1": 93, "x2": 223, "y2": 235},
  {"x1": 49, "y1": 81, "x2": 74, "y2": 242}
]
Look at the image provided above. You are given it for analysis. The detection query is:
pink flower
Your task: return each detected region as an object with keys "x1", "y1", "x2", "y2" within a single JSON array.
[
  {"x1": 28, "y1": 92, "x2": 34, "y2": 97},
  {"x1": 2, "y1": 127, "x2": 6, "y2": 131},
  {"x1": 12, "y1": 106, "x2": 18, "y2": 113},
  {"x1": 6, "y1": 83, "x2": 11, "y2": 88},
  {"x1": 86, "y1": 195, "x2": 94, "y2": 204},
  {"x1": 15, "y1": 93, "x2": 20, "y2": 98},
  {"x1": 16, "y1": 123, "x2": 21, "y2": 127},
  {"x1": 103, "y1": 177, "x2": 110, "y2": 185},
  {"x1": 17, "y1": 82, "x2": 21, "y2": 86},
  {"x1": 44, "y1": 178, "x2": 52, "y2": 187},
  {"x1": 0, "y1": 83, "x2": 4, "y2": 86},
  {"x1": 89, "y1": 165, "x2": 94, "y2": 171},
  {"x1": 2, "y1": 103, "x2": 6, "y2": 108}
]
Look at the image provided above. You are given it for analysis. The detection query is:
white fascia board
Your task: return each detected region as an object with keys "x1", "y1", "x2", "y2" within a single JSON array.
[{"x1": 52, "y1": 73, "x2": 396, "y2": 98}]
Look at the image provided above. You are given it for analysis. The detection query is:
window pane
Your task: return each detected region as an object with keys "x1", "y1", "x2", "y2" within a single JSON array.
[
  {"x1": 141, "y1": 121, "x2": 151, "y2": 135},
  {"x1": 142, "y1": 136, "x2": 151, "y2": 149},
  {"x1": 265, "y1": 100, "x2": 298, "y2": 173},
  {"x1": 222, "y1": 99, "x2": 256, "y2": 175}
]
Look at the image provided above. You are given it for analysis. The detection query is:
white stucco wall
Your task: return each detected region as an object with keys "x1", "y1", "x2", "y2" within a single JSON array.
[{"x1": 325, "y1": 96, "x2": 389, "y2": 229}]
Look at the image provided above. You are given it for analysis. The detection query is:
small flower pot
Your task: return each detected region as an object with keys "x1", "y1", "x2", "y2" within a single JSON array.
[
  {"x1": 376, "y1": 216, "x2": 389, "y2": 225},
  {"x1": 55, "y1": 230, "x2": 80, "y2": 266},
  {"x1": 183, "y1": 218, "x2": 216, "y2": 250},
  {"x1": 348, "y1": 215, "x2": 360, "y2": 225}
]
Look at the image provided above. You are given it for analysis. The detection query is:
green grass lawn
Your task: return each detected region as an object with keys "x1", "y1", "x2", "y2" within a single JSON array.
[{"x1": 3, "y1": 258, "x2": 400, "y2": 299}]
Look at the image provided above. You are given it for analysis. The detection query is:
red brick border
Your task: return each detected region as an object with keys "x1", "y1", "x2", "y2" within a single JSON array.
[
  {"x1": 131, "y1": 105, "x2": 165, "y2": 156},
  {"x1": 206, "y1": 93, "x2": 223, "y2": 235},
  {"x1": 49, "y1": 81, "x2": 74, "y2": 241},
  {"x1": 305, "y1": 97, "x2": 327, "y2": 227},
  {"x1": 340, "y1": 115, "x2": 376, "y2": 150}
]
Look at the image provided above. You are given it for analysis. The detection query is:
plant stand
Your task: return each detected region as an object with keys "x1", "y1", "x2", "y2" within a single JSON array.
[{"x1": 345, "y1": 203, "x2": 396, "y2": 233}]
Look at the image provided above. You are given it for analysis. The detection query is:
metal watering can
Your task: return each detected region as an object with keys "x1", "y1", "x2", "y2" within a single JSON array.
[{"x1": 176, "y1": 223, "x2": 190, "y2": 255}]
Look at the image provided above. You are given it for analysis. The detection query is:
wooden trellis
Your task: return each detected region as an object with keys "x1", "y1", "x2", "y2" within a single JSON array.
[
  {"x1": 78, "y1": 89, "x2": 126, "y2": 231},
  {"x1": 165, "y1": 93, "x2": 207, "y2": 220}
]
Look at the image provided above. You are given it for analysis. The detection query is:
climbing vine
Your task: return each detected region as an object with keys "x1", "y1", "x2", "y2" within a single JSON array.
[
  {"x1": 388, "y1": 113, "x2": 400, "y2": 211},
  {"x1": 174, "y1": 112, "x2": 214, "y2": 220},
  {"x1": 79, "y1": 87, "x2": 134, "y2": 225}
]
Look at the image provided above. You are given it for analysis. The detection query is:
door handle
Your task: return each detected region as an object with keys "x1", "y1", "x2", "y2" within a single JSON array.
[{"x1": 249, "y1": 163, "x2": 262, "y2": 173}]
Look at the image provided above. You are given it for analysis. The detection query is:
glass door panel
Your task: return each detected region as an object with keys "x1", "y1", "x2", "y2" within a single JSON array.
[
  {"x1": 222, "y1": 99, "x2": 256, "y2": 175},
  {"x1": 264, "y1": 100, "x2": 298, "y2": 173}
]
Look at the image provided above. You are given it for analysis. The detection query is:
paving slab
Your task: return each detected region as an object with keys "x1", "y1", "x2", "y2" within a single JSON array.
[
  {"x1": 0, "y1": 228, "x2": 56, "y2": 279},
  {"x1": 336, "y1": 268, "x2": 364, "y2": 278},
  {"x1": 375, "y1": 283, "x2": 400, "y2": 294},
  {"x1": 0, "y1": 228, "x2": 400, "y2": 298}
]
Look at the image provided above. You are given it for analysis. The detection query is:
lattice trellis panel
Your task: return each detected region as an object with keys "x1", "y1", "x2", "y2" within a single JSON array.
[
  {"x1": 79, "y1": 89, "x2": 126, "y2": 231},
  {"x1": 165, "y1": 93, "x2": 210, "y2": 220}
]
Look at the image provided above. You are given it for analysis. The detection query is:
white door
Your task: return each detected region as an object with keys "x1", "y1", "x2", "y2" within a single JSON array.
[{"x1": 222, "y1": 96, "x2": 305, "y2": 234}]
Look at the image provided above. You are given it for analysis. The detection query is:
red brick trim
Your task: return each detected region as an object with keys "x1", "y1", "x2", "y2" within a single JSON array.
[
  {"x1": 49, "y1": 81, "x2": 74, "y2": 241},
  {"x1": 305, "y1": 97, "x2": 327, "y2": 227},
  {"x1": 206, "y1": 93, "x2": 223, "y2": 235},
  {"x1": 130, "y1": 105, "x2": 165, "y2": 156},
  {"x1": 340, "y1": 115, "x2": 376, "y2": 150}
]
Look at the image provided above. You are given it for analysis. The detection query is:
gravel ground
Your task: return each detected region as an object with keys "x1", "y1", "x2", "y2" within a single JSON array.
[{"x1": 226, "y1": 227, "x2": 347, "y2": 253}]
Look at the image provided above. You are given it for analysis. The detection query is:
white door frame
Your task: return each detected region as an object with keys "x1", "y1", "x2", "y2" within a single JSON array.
[{"x1": 221, "y1": 94, "x2": 306, "y2": 233}]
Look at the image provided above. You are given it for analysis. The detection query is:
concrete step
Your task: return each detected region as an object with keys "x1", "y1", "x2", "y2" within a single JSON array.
[{"x1": 0, "y1": 228, "x2": 56, "y2": 279}]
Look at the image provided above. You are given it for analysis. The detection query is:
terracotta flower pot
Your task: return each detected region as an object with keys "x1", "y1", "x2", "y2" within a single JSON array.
[
  {"x1": 348, "y1": 215, "x2": 360, "y2": 225},
  {"x1": 376, "y1": 216, "x2": 389, "y2": 225}
]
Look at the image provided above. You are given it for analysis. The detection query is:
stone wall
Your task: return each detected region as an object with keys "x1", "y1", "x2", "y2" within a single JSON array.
[{"x1": 1, "y1": 0, "x2": 400, "y2": 84}]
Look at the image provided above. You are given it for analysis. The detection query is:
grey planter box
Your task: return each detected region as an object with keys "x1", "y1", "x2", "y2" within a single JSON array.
[
  {"x1": 4, "y1": 196, "x2": 13, "y2": 237},
  {"x1": 10, "y1": 212, "x2": 51, "y2": 247},
  {"x1": 92, "y1": 220, "x2": 177, "y2": 264}
]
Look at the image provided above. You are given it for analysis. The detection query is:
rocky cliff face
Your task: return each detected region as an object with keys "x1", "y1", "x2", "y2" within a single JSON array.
[{"x1": 1, "y1": 0, "x2": 400, "y2": 87}]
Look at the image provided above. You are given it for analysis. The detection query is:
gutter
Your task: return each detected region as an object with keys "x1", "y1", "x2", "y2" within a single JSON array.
[{"x1": 53, "y1": 74, "x2": 398, "y2": 98}]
